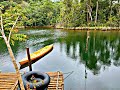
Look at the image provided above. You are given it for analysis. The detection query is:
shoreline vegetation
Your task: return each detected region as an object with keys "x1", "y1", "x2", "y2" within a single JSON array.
[
  {"x1": 18, "y1": 26, "x2": 120, "y2": 31},
  {"x1": 56, "y1": 27, "x2": 120, "y2": 31},
  {"x1": 1, "y1": 0, "x2": 120, "y2": 31}
]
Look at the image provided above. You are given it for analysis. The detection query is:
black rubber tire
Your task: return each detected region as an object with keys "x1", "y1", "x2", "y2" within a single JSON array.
[{"x1": 22, "y1": 71, "x2": 50, "y2": 90}]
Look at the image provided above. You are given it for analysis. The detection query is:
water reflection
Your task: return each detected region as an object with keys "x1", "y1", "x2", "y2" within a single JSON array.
[
  {"x1": 58, "y1": 31, "x2": 120, "y2": 75},
  {"x1": 0, "y1": 29, "x2": 120, "y2": 75},
  {"x1": 0, "y1": 29, "x2": 120, "y2": 89}
]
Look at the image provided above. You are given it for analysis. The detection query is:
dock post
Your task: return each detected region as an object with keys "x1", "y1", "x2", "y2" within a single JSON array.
[{"x1": 26, "y1": 48, "x2": 32, "y2": 71}]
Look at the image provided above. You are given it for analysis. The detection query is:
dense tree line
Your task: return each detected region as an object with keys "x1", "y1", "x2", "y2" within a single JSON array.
[{"x1": 0, "y1": 0, "x2": 120, "y2": 27}]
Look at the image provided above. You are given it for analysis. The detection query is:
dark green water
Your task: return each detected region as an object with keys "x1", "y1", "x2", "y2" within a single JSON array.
[{"x1": 0, "y1": 29, "x2": 120, "y2": 90}]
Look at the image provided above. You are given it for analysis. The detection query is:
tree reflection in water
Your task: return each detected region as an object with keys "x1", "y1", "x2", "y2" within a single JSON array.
[
  {"x1": 0, "y1": 29, "x2": 119, "y2": 75},
  {"x1": 58, "y1": 31, "x2": 120, "y2": 75}
]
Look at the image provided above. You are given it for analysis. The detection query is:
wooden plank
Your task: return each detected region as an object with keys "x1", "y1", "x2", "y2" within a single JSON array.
[
  {"x1": 0, "y1": 73, "x2": 17, "y2": 75},
  {"x1": 0, "y1": 73, "x2": 18, "y2": 90},
  {"x1": 0, "y1": 82, "x2": 15, "y2": 85},
  {"x1": 0, "y1": 79, "x2": 17, "y2": 82},
  {"x1": 47, "y1": 72, "x2": 63, "y2": 76},
  {"x1": 0, "y1": 87, "x2": 11, "y2": 89},
  {"x1": 0, "y1": 85, "x2": 13, "y2": 87},
  {"x1": 0, "y1": 89, "x2": 11, "y2": 90},
  {"x1": 47, "y1": 71, "x2": 64, "y2": 90},
  {"x1": 47, "y1": 87, "x2": 63, "y2": 89},
  {"x1": 0, "y1": 78, "x2": 17, "y2": 80},
  {"x1": 0, "y1": 75, "x2": 17, "y2": 77},
  {"x1": 11, "y1": 80, "x2": 18, "y2": 90}
]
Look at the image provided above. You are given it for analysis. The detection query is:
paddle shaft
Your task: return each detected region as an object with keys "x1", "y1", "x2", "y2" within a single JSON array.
[{"x1": 26, "y1": 48, "x2": 32, "y2": 71}]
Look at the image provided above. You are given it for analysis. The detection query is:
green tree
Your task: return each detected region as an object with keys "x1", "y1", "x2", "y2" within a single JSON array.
[
  {"x1": 0, "y1": 1, "x2": 27, "y2": 45},
  {"x1": 23, "y1": 0, "x2": 60, "y2": 26},
  {"x1": 0, "y1": 1, "x2": 26, "y2": 89}
]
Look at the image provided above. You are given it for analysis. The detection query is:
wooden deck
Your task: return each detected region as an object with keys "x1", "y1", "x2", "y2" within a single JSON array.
[
  {"x1": 0, "y1": 71, "x2": 64, "y2": 90},
  {"x1": 0, "y1": 73, "x2": 18, "y2": 90},
  {"x1": 47, "y1": 71, "x2": 64, "y2": 90}
]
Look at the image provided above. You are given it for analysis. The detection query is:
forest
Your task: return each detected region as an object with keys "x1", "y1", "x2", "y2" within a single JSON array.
[
  {"x1": 0, "y1": 1, "x2": 120, "y2": 90},
  {"x1": 0, "y1": 0, "x2": 120, "y2": 28}
]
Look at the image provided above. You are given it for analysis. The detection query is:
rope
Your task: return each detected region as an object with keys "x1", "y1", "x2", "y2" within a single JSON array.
[
  {"x1": 64, "y1": 71, "x2": 74, "y2": 80},
  {"x1": 50, "y1": 71, "x2": 74, "y2": 80},
  {"x1": 63, "y1": 71, "x2": 74, "y2": 74}
]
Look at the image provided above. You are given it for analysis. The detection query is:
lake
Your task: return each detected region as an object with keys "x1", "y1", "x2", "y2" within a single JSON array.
[{"x1": 0, "y1": 28, "x2": 120, "y2": 90}]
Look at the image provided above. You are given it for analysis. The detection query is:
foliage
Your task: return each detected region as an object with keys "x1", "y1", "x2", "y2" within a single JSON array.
[
  {"x1": 23, "y1": 0, "x2": 59, "y2": 26},
  {"x1": 0, "y1": 1, "x2": 27, "y2": 45},
  {"x1": 106, "y1": 16, "x2": 119, "y2": 27},
  {"x1": 0, "y1": 0, "x2": 120, "y2": 28}
]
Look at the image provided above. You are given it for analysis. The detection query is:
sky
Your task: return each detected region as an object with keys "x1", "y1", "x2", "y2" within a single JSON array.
[{"x1": 52, "y1": 0, "x2": 60, "y2": 2}]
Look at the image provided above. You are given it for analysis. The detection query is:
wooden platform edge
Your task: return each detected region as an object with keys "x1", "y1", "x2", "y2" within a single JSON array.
[
  {"x1": 47, "y1": 71, "x2": 64, "y2": 90},
  {"x1": 0, "y1": 71, "x2": 64, "y2": 90}
]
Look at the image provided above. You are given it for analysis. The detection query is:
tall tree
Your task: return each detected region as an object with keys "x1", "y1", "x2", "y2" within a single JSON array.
[
  {"x1": 86, "y1": 0, "x2": 93, "y2": 22},
  {"x1": 0, "y1": 1, "x2": 26, "y2": 89},
  {"x1": 95, "y1": 0, "x2": 98, "y2": 24},
  {"x1": 110, "y1": 0, "x2": 113, "y2": 17},
  {"x1": 0, "y1": 15, "x2": 25, "y2": 90}
]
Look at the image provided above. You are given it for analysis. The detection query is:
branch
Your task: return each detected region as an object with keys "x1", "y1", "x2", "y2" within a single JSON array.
[
  {"x1": 1, "y1": 15, "x2": 8, "y2": 41},
  {"x1": 3, "y1": 15, "x2": 15, "y2": 21},
  {"x1": 86, "y1": 4, "x2": 92, "y2": 12},
  {"x1": 0, "y1": 36, "x2": 3, "y2": 38},
  {"x1": 86, "y1": 3, "x2": 93, "y2": 21},
  {"x1": 8, "y1": 16, "x2": 19, "y2": 43},
  {"x1": 1, "y1": 15, "x2": 4, "y2": 32}
]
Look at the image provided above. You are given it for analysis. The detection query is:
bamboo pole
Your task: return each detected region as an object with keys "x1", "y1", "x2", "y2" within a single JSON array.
[
  {"x1": 0, "y1": 15, "x2": 25, "y2": 90},
  {"x1": 8, "y1": 16, "x2": 19, "y2": 43}
]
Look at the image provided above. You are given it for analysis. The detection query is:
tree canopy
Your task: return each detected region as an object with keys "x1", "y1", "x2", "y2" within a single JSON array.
[
  {"x1": 0, "y1": 0, "x2": 120, "y2": 27},
  {"x1": 0, "y1": 1, "x2": 27, "y2": 45}
]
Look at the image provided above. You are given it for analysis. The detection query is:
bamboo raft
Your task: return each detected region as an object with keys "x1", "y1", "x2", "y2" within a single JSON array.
[
  {"x1": 0, "y1": 73, "x2": 18, "y2": 90},
  {"x1": 0, "y1": 71, "x2": 64, "y2": 90},
  {"x1": 47, "y1": 71, "x2": 64, "y2": 90}
]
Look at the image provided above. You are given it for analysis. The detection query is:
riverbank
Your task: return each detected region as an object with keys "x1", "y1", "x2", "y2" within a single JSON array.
[
  {"x1": 24, "y1": 25, "x2": 54, "y2": 29},
  {"x1": 16, "y1": 25, "x2": 54, "y2": 29},
  {"x1": 55, "y1": 27, "x2": 120, "y2": 31},
  {"x1": 17, "y1": 26, "x2": 120, "y2": 31}
]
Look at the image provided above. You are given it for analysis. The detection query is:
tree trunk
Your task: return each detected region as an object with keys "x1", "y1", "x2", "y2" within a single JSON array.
[
  {"x1": 4, "y1": 40, "x2": 25, "y2": 90},
  {"x1": 88, "y1": 0, "x2": 92, "y2": 21},
  {"x1": 88, "y1": 9, "x2": 93, "y2": 21},
  {"x1": 110, "y1": 0, "x2": 113, "y2": 17},
  {"x1": 109, "y1": 0, "x2": 113, "y2": 27},
  {"x1": 95, "y1": 1, "x2": 98, "y2": 24},
  {"x1": 1, "y1": 15, "x2": 25, "y2": 90},
  {"x1": 86, "y1": 3, "x2": 93, "y2": 21}
]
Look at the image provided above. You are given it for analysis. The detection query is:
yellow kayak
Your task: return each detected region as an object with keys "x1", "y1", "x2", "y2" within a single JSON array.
[{"x1": 19, "y1": 44, "x2": 53, "y2": 65}]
